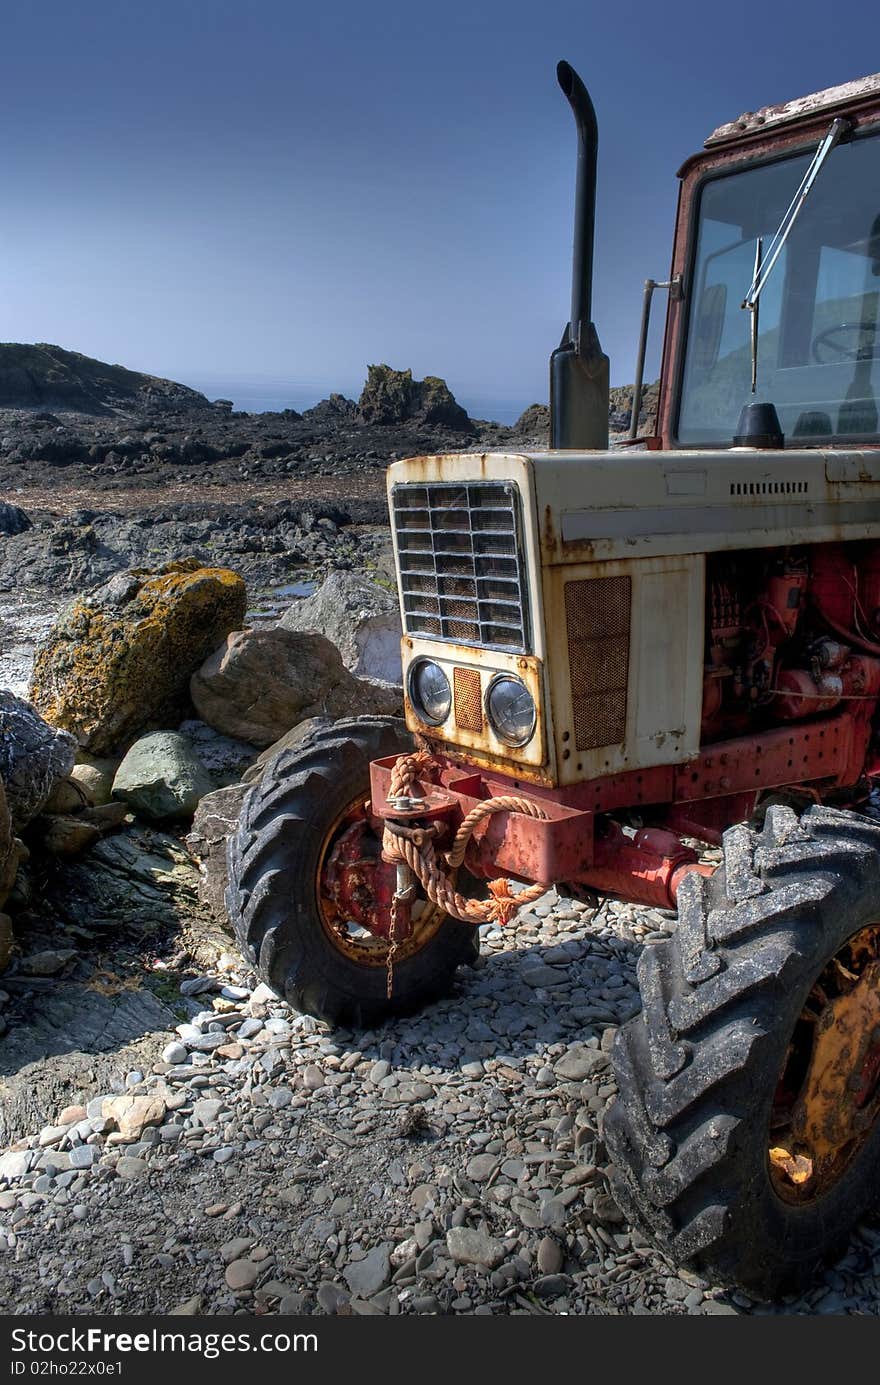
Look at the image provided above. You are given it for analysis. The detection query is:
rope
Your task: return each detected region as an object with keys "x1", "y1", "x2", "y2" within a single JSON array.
[{"x1": 382, "y1": 752, "x2": 552, "y2": 926}]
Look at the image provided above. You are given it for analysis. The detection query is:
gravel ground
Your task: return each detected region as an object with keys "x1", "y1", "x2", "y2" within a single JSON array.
[{"x1": 1, "y1": 889, "x2": 879, "y2": 1317}]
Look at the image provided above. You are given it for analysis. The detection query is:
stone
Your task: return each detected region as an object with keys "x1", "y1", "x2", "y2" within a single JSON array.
[
  {"x1": 19, "y1": 949, "x2": 77, "y2": 977},
  {"x1": 343, "y1": 1245, "x2": 391, "y2": 1296},
  {"x1": 112, "y1": 732, "x2": 215, "y2": 822},
  {"x1": 102, "y1": 1093, "x2": 167, "y2": 1140},
  {"x1": 38, "y1": 815, "x2": 101, "y2": 857},
  {"x1": 0, "y1": 692, "x2": 76, "y2": 829},
  {"x1": 185, "y1": 783, "x2": 249, "y2": 916},
  {"x1": 302, "y1": 1065, "x2": 324, "y2": 1091},
  {"x1": 225, "y1": 1258, "x2": 259, "y2": 1291},
  {"x1": 445, "y1": 1227, "x2": 505, "y2": 1270},
  {"x1": 279, "y1": 571, "x2": 403, "y2": 683},
  {"x1": 176, "y1": 720, "x2": 258, "y2": 786},
  {"x1": 114, "y1": 1156, "x2": 148, "y2": 1180},
  {"x1": 69, "y1": 756, "x2": 119, "y2": 807},
  {"x1": 192, "y1": 1099, "x2": 224, "y2": 1127},
  {"x1": 162, "y1": 1042, "x2": 187, "y2": 1065},
  {"x1": 190, "y1": 628, "x2": 399, "y2": 748},
  {"x1": 58, "y1": 1105, "x2": 87, "y2": 1126},
  {"x1": 29, "y1": 561, "x2": 247, "y2": 755},
  {"x1": 554, "y1": 1046, "x2": 608, "y2": 1082},
  {"x1": 221, "y1": 1237, "x2": 253, "y2": 1264},
  {"x1": 0, "y1": 1151, "x2": 30, "y2": 1180},
  {"x1": 168, "y1": 1295, "x2": 203, "y2": 1315},
  {"x1": 68, "y1": 1146, "x2": 97, "y2": 1169},
  {"x1": 465, "y1": 1153, "x2": 497, "y2": 1183},
  {"x1": 536, "y1": 1236, "x2": 564, "y2": 1275}
]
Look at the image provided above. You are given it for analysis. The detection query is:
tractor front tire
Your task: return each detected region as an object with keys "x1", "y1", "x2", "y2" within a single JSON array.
[
  {"x1": 603, "y1": 803, "x2": 880, "y2": 1295},
  {"x1": 225, "y1": 717, "x2": 479, "y2": 1028}
]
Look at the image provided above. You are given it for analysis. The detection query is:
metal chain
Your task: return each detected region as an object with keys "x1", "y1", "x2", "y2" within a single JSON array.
[{"x1": 386, "y1": 895, "x2": 399, "y2": 1000}]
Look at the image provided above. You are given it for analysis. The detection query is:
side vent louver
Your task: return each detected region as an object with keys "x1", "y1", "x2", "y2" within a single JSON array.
[{"x1": 564, "y1": 576, "x2": 631, "y2": 751}]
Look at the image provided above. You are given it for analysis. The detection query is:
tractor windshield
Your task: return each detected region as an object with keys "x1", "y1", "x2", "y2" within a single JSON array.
[{"x1": 677, "y1": 130, "x2": 880, "y2": 445}]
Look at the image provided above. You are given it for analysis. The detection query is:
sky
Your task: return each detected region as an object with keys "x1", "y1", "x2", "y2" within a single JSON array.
[{"x1": 2, "y1": 0, "x2": 879, "y2": 418}]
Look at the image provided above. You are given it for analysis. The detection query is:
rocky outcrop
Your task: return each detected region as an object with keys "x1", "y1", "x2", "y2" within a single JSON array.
[
  {"x1": 279, "y1": 571, "x2": 402, "y2": 684},
  {"x1": 0, "y1": 343, "x2": 209, "y2": 414},
  {"x1": 190, "y1": 628, "x2": 400, "y2": 748},
  {"x1": 29, "y1": 560, "x2": 247, "y2": 755},
  {"x1": 0, "y1": 691, "x2": 76, "y2": 830},
  {"x1": 112, "y1": 732, "x2": 215, "y2": 822},
  {"x1": 358, "y1": 365, "x2": 474, "y2": 432}
]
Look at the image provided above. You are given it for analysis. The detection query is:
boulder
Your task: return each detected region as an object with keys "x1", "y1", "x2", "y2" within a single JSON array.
[
  {"x1": 176, "y1": 719, "x2": 258, "y2": 787},
  {"x1": 28, "y1": 559, "x2": 247, "y2": 755},
  {"x1": 190, "y1": 628, "x2": 400, "y2": 748},
  {"x1": 357, "y1": 364, "x2": 473, "y2": 431},
  {"x1": 186, "y1": 783, "x2": 250, "y2": 918},
  {"x1": 278, "y1": 571, "x2": 402, "y2": 683},
  {"x1": 0, "y1": 502, "x2": 31, "y2": 535},
  {"x1": 0, "y1": 691, "x2": 77, "y2": 830},
  {"x1": 112, "y1": 732, "x2": 215, "y2": 821}
]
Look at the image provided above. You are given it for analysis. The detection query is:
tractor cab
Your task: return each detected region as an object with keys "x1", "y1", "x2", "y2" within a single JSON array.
[{"x1": 654, "y1": 73, "x2": 880, "y2": 450}]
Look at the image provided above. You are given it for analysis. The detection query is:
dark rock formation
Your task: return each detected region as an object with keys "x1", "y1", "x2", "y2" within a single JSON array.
[
  {"x1": 358, "y1": 365, "x2": 474, "y2": 432},
  {"x1": 0, "y1": 343, "x2": 208, "y2": 414}
]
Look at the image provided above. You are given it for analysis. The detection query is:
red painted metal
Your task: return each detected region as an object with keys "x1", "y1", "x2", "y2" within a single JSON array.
[
  {"x1": 580, "y1": 823, "x2": 711, "y2": 910},
  {"x1": 321, "y1": 818, "x2": 406, "y2": 941},
  {"x1": 663, "y1": 792, "x2": 759, "y2": 846},
  {"x1": 672, "y1": 711, "x2": 871, "y2": 802}
]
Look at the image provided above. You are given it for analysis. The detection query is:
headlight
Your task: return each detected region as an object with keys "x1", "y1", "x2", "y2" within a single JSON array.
[
  {"x1": 408, "y1": 659, "x2": 451, "y2": 726},
  {"x1": 486, "y1": 675, "x2": 536, "y2": 747}
]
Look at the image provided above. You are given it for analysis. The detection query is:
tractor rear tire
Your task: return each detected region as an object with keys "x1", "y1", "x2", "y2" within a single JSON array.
[
  {"x1": 225, "y1": 716, "x2": 479, "y2": 1028},
  {"x1": 603, "y1": 803, "x2": 880, "y2": 1295}
]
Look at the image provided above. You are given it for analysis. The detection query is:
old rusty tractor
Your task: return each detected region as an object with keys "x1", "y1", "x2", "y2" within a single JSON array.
[{"x1": 227, "y1": 64, "x2": 880, "y2": 1292}]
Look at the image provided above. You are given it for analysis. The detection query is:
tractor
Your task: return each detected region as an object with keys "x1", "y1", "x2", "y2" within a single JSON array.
[{"x1": 227, "y1": 63, "x2": 880, "y2": 1294}]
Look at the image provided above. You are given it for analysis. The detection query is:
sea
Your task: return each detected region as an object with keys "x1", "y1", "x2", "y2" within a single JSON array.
[{"x1": 180, "y1": 375, "x2": 534, "y2": 427}]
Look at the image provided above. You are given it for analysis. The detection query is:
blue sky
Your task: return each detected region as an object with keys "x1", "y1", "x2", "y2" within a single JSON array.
[{"x1": 2, "y1": 0, "x2": 878, "y2": 416}]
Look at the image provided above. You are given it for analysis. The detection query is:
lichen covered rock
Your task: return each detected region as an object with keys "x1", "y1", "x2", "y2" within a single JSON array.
[{"x1": 28, "y1": 559, "x2": 247, "y2": 755}]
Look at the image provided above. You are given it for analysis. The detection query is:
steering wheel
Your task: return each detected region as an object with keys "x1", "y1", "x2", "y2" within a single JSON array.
[{"x1": 811, "y1": 320, "x2": 879, "y2": 363}]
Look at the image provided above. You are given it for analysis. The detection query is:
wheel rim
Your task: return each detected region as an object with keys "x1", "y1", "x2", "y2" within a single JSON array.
[
  {"x1": 315, "y1": 793, "x2": 446, "y2": 968},
  {"x1": 769, "y1": 922, "x2": 880, "y2": 1202}
]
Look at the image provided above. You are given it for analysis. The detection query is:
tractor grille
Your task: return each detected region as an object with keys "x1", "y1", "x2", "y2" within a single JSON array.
[
  {"x1": 565, "y1": 576, "x2": 631, "y2": 751},
  {"x1": 453, "y1": 666, "x2": 483, "y2": 733},
  {"x1": 392, "y1": 482, "x2": 530, "y2": 652}
]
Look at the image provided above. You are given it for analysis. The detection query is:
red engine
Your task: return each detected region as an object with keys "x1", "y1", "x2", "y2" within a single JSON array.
[{"x1": 702, "y1": 543, "x2": 880, "y2": 741}]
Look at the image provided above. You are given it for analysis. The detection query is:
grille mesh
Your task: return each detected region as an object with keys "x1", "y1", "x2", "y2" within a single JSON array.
[
  {"x1": 392, "y1": 482, "x2": 529, "y2": 652},
  {"x1": 453, "y1": 667, "x2": 483, "y2": 733},
  {"x1": 565, "y1": 577, "x2": 631, "y2": 750}
]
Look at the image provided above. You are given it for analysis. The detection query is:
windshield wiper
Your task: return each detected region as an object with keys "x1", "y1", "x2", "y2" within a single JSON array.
[{"x1": 742, "y1": 116, "x2": 850, "y2": 313}]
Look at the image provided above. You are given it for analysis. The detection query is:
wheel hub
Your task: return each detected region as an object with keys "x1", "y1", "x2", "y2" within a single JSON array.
[
  {"x1": 320, "y1": 816, "x2": 406, "y2": 942},
  {"x1": 770, "y1": 923, "x2": 880, "y2": 1200}
]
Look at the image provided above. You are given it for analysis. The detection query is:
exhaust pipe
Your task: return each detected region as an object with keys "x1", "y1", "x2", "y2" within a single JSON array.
[{"x1": 549, "y1": 61, "x2": 609, "y2": 450}]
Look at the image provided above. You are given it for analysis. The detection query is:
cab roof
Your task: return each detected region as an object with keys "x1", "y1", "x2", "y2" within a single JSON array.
[{"x1": 705, "y1": 72, "x2": 880, "y2": 147}]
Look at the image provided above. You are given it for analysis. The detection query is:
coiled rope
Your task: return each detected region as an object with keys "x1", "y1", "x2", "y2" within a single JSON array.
[{"x1": 381, "y1": 751, "x2": 551, "y2": 926}]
